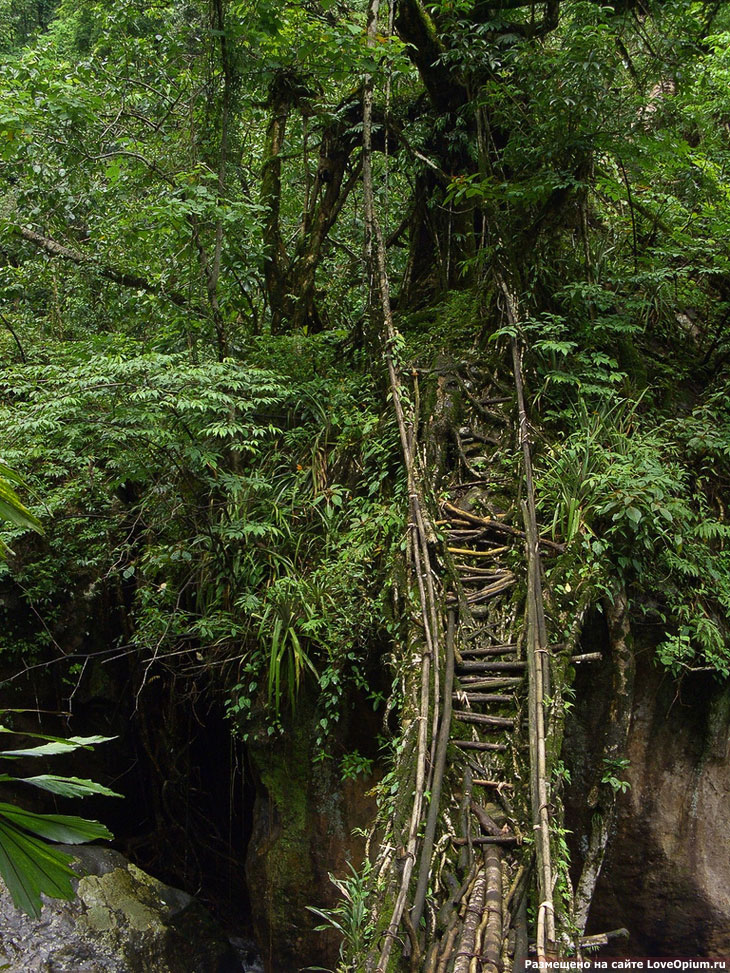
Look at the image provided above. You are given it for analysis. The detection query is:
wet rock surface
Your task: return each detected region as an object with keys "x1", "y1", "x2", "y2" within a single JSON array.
[
  {"x1": 566, "y1": 641, "x2": 730, "y2": 955},
  {"x1": 0, "y1": 845, "x2": 244, "y2": 972},
  {"x1": 245, "y1": 690, "x2": 381, "y2": 973}
]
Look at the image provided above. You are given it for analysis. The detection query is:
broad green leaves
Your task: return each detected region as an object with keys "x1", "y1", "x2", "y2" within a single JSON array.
[
  {"x1": 0, "y1": 724, "x2": 118, "y2": 918},
  {"x1": 0, "y1": 805, "x2": 112, "y2": 845},
  {"x1": 0, "y1": 462, "x2": 41, "y2": 556},
  {"x1": 537, "y1": 394, "x2": 730, "y2": 678},
  {"x1": 13, "y1": 776, "x2": 121, "y2": 799},
  {"x1": 0, "y1": 821, "x2": 78, "y2": 918},
  {"x1": 0, "y1": 464, "x2": 40, "y2": 530},
  {"x1": 0, "y1": 339, "x2": 403, "y2": 742}
]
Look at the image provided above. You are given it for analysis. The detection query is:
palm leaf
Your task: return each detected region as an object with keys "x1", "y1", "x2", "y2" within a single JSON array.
[
  {"x1": 0, "y1": 804, "x2": 113, "y2": 843},
  {"x1": 0, "y1": 480, "x2": 41, "y2": 532},
  {"x1": 0, "y1": 733, "x2": 115, "y2": 759},
  {"x1": 20, "y1": 775, "x2": 122, "y2": 799},
  {"x1": 0, "y1": 819, "x2": 76, "y2": 918},
  {"x1": 0, "y1": 727, "x2": 115, "y2": 746}
]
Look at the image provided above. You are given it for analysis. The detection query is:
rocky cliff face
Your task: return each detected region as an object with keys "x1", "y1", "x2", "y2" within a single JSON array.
[
  {"x1": 244, "y1": 692, "x2": 380, "y2": 972},
  {"x1": 566, "y1": 634, "x2": 730, "y2": 955}
]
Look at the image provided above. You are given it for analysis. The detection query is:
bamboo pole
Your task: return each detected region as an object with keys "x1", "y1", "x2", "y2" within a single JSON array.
[
  {"x1": 453, "y1": 711, "x2": 515, "y2": 728},
  {"x1": 523, "y1": 501, "x2": 555, "y2": 957},
  {"x1": 362, "y1": 2, "x2": 443, "y2": 967},
  {"x1": 480, "y1": 846, "x2": 503, "y2": 973},
  {"x1": 411, "y1": 609, "x2": 457, "y2": 929},
  {"x1": 453, "y1": 868, "x2": 487, "y2": 973},
  {"x1": 501, "y1": 274, "x2": 556, "y2": 955}
]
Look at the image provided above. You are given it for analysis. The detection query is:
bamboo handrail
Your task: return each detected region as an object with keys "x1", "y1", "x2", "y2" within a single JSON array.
[{"x1": 501, "y1": 275, "x2": 556, "y2": 958}]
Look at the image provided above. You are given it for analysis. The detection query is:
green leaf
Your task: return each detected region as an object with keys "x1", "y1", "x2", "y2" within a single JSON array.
[
  {"x1": 0, "y1": 819, "x2": 76, "y2": 918},
  {"x1": 0, "y1": 477, "x2": 41, "y2": 533},
  {"x1": 20, "y1": 776, "x2": 122, "y2": 799},
  {"x1": 0, "y1": 804, "x2": 113, "y2": 844},
  {"x1": 0, "y1": 733, "x2": 115, "y2": 759},
  {"x1": 0, "y1": 742, "x2": 82, "y2": 759}
]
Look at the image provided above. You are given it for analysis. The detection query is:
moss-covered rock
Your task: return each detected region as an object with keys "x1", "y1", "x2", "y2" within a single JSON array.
[
  {"x1": 245, "y1": 694, "x2": 378, "y2": 972},
  {"x1": 0, "y1": 846, "x2": 240, "y2": 972}
]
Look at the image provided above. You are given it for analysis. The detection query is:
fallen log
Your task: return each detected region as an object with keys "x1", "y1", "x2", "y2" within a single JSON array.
[
  {"x1": 526, "y1": 927, "x2": 629, "y2": 953},
  {"x1": 578, "y1": 928, "x2": 630, "y2": 949},
  {"x1": 569, "y1": 652, "x2": 602, "y2": 664}
]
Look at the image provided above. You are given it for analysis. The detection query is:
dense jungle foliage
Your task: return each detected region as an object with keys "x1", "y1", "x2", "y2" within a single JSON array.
[{"x1": 1, "y1": 0, "x2": 730, "y2": 952}]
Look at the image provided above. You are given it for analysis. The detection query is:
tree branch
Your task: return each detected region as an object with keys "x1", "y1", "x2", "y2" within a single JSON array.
[{"x1": 12, "y1": 225, "x2": 206, "y2": 316}]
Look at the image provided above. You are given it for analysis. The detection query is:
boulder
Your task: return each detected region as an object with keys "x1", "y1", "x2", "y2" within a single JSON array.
[{"x1": 0, "y1": 845, "x2": 242, "y2": 973}]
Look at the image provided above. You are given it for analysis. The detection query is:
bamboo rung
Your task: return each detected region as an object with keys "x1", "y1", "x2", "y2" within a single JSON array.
[
  {"x1": 458, "y1": 652, "x2": 595, "y2": 674},
  {"x1": 464, "y1": 579, "x2": 516, "y2": 603},
  {"x1": 451, "y1": 835, "x2": 520, "y2": 846},
  {"x1": 453, "y1": 711, "x2": 515, "y2": 729},
  {"x1": 448, "y1": 546, "x2": 509, "y2": 558},
  {"x1": 459, "y1": 571, "x2": 511, "y2": 581},
  {"x1": 457, "y1": 660, "x2": 526, "y2": 672},
  {"x1": 451, "y1": 741, "x2": 508, "y2": 752},
  {"x1": 442, "y1": 499, "x2": 564, "y2": 552},
  {"x1": 460, "y1": 646, "x2": 518, "y2": 657},
  {"x1": 455, "y1": 564, "x2": 509, "y2": 575},
  {"x1": 462, "y1": 639, "x2": 516, "y2": 648},
  {"x1": 457, "y1": 678, "x2": 522, "y2": 689},
  {"x1": 453, "y1": 693, "x2": 514, "y2": 705},
  {"x1": 473, "y1": 780, "x2": 513, "y2": 789}
]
